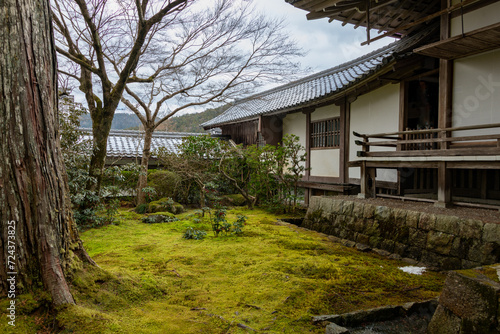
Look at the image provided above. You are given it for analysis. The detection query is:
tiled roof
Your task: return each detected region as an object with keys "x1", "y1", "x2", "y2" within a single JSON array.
[
  {"x1": 202, "y1": 27, "x2": 437, "y2": 129},
  {"x1": 79, "y1": 129, "x2": 202, "y2": 158}
]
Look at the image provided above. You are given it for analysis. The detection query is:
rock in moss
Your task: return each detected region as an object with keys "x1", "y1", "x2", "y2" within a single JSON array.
[
  {"x1": 220, "y1": 194, "x2": 246, "y2": 206},
  {"x1": 142, "y1": 213, "x2": 178, "y2": 224}
]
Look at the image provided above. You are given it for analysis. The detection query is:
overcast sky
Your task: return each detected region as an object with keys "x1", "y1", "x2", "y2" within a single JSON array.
[
  {"x1": 254, "y1": 0, "x2": 394, "y2": 74},
  {"x1": 73, "y1": 0, "x2": 395, "y2": 114}
]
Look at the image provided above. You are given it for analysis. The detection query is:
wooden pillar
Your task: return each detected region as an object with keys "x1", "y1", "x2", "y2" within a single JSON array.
[
  {"x1": 435, "y1": 161, "x2": 452, "y2": 207},
  {"x1": 438, "y1": 0, "x2": 453, "y2": 149},
  {"x1": 358, "y1": 161, "x2": 376, "y2": 199},
  {"x1": 304, "y1": 110, "x2": 312, "y2": 205},
  {"x1": 339, "y1": 100, "x2": 350, "y2": 186}
]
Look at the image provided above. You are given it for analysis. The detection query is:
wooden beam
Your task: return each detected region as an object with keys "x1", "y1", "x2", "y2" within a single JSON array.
[{"x1": 361, "y1": 0, "x2": 481, "y2": 45}]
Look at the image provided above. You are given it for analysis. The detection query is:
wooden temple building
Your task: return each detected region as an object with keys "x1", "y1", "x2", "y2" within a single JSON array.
[{"x1": 202, "y1": 0, "x2": 500, "y2": 210}]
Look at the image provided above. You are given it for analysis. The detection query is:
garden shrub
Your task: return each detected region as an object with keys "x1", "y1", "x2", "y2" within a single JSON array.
[
  {"x1": 148, "y1": 169, "x2": 182, "y2": 199},
  {"x1": 183, "y1": 227, "x2": 207, "y2": 240}
]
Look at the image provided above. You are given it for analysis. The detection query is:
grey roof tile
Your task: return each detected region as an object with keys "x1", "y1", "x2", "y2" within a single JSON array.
[
  {"x1": 202, "y1": 27, "x2": 436, "y2": 129},
  {"x1": 80, "y1": 129, "x2": 202, "y2": 158}
]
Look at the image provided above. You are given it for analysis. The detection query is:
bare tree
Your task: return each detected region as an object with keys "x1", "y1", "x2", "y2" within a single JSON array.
[
  {"x1": 116, "y1": 0, "x2": 304, "y2": 204},
  {"x1": 52, "y1": 0, "x2": 190, "y2": 193},
  {"x1": 0, "y1": 0, "x2": 93, "y2": 305}
]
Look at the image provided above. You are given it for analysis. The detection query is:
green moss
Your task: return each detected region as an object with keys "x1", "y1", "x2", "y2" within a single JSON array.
[{"x1": 12, "y1": 207, "x2": 446, "y2": 333}]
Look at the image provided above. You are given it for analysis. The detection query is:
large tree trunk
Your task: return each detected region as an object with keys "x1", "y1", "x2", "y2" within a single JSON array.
[
  {"x1": 136, "y1": 128, "x2": 154, "y2": 205},
  {"x1": 0, "y1": 0, "x2": 92, "y2": 305}
]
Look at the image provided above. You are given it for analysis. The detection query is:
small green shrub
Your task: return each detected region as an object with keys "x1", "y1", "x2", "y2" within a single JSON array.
[
  {"x1": 135, "y1": 204, "x2": 149, "y2": 214},
  {"x1": 183, "y1": 227, "x2": 207, "y2": 240},
  {"x1": 148, "y1": 170, "x2": 181, "y2": 199}
]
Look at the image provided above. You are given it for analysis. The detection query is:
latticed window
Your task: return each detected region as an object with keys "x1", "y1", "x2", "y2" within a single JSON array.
[{"x1": 311, "y1": 118, "x2": 340, "y2": 148}]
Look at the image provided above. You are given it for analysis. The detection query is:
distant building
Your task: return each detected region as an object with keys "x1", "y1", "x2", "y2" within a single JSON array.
[{"x1": 79, "y1": 129, "x2": 201, "y2": 168}]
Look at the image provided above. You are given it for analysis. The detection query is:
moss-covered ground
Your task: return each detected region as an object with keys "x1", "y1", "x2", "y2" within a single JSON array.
[{"x1": 1, "y1": 207, "x2": 446, "y2": 333}]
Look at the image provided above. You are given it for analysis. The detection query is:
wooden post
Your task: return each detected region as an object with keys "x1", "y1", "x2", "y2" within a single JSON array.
[
  {"x1": 358, "y1": 161, "x2": 376, "y2": 199},
  {"x1": 435, "y1": 161, "x2": 452, "y2": 207}
]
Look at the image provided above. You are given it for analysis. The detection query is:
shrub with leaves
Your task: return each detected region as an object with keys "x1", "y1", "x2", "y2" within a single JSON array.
[
  {"x1": 183, "y1": 227, "x2": 207, "y2": 240},
  {"x1": 232, "y1": 215, "x2": 247, "y2": 235}
]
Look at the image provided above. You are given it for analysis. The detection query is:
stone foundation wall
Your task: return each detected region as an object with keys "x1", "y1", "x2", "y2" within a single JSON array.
[{"x1": 303, "y1": 196, "x2": 500, "y2": 270}]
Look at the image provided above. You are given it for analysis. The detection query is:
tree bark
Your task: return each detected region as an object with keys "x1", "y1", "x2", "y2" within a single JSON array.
[
  {"x1": 136, "y1": 127, "x2": 154, "y2": 205},
  {"x1": 0, "y1": 0, "x2": 92, "y2": 305}
]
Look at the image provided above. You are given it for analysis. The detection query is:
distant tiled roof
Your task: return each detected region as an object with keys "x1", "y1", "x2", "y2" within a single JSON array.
[
  {"x1": 202, "y1": 27, "x2": 437, "y2": 129},
  {"x1": 80, "y1": 129, "x2": 202, "y2": 158}
]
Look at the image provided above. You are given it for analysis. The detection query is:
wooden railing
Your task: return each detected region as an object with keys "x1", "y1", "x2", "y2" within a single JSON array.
[{"x1": 354, "y1": 123, "x2": 500, "y2": 157}]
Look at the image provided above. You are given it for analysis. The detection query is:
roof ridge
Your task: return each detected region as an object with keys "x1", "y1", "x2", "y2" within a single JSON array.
[{"x1": 222, "y1": 25, "x2": 437, "y2": 106}]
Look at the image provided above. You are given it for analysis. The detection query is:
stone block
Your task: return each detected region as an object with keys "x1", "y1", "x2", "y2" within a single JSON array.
[
  {"x1": 341, "y1": 239, "x2": 356, "y2": 248},
  {"x1": 427, "y1": 305, "x2": 462, "y2": 334},
  {"x1": 483, "y1": 223, "x2": 500, "y2": 244},
  {"x1": 467, "y1": 240, "x2": 500, "y2": 264},
  {"x1": 449, "y1": 237, "x2": 469, "y2": 259},
  {"x1": 408, "y1": 228, "x2": 427, "y2": 248},
  {"x1": 380, "y1": 239, "x2": 395, "y2": 253},
  {"x1": 327, "y1": 235, "x2": 341, "y2": 244},
  {"x1": 418, "y1": 213, "x2": 436, "y2": 231},
  {"x1": 364, "y1": 220, "x2": 380, "y2": 237},
  {"x1": 341, "y1": 201, "x2": 354, "y2": 216},
  {"x1": 325, "y1": 322, "x2": 349, "y2": 334},
  {"x1": 355, "y1": 243, "x2": 371, "y2": 252},
  {"x1": 459, "y1": 219, "x2": 483, "y2": 240},
  {"x1": 405, "y1": 246, "x2": 422, "y2": 261},
  {"x1": 369, "y1": 237, "x2": 383, "y2": 249},
  {"x1": 439, "y1": 257, "x2": 462, "y2": 271},
  {"x1": 344, "y1": 216, "x2": 357, "y2": 231},
  {"x1": 426, "y1": 231, "x2": 455, "y2": 255},
  {"x1": 374, "y1": 205, "x2": 393, "y2": 222},
  {"x1": 363, "y1": 203, "x2": 375, "y2": 219},
  {"x1": 320, "y1": 197, "x2": 334, "y2": 214},
  {"x1": 331, "y1": 199, "x2": 344, "y2": 215},
  {"x1": 435, "y1": 215, "x2": 460, "y2": 235},
  {"x1": 372, "y1": 248, "x2": 391, "y2": 257},
  {"x1": 405, "y1": 211, "x2": 420, "y2": 229},
  {"x1": 393, "y1": 208, "x2": 407, "y2": 226},
  {"x1": 421, "y1": 251, "x2": 444, "y2": 269},
  {"x1": 438, "y1": 270, "x2": 500, "y2": 332},
  {"x1": 352, "y1": 218, "x2": 366, "y2": 233},
  {"x1": 309, "y1": 196, "x2": 321, "y2": 210},
  {"x1": 356, "y1": 233, "x2": 370, "y2": 246},
  {"x1": 352, "y1": 202, "x2": 365, "y2": 219},
  {"x1": 394, "y1": 242, "x2": 408, "y2": 257}
]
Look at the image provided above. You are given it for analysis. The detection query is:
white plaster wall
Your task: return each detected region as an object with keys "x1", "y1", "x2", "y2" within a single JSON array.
[
  {"x1": 349, "y1": 84, "x2": 400, "y2": 181},
  {"x1": 310, "y1": 150, "x2": 340, "y2": 177},
  {"x1": 283, "y1": 112, "x2": 306, "y2": 146},
  {"x1": 452, "y1": 49, "x2": 500, "y2": 135},
  {"x1": 283, "y1": 112, "x2": 307, "y2": 171},
  {"x1": 451, "y1": 1, "x2": 500, "y2": 37},
  {"x1": 311, "y1": 104, "x2": 340, "y2": 121}
]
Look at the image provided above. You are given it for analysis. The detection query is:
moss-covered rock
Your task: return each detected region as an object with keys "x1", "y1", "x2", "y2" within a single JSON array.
[
  {"x1": 220, "y1": 194, "x2": 247, "y2": 206},
  {"x1": 148, "y1": 197, "x2": 185, "y2": 214}
]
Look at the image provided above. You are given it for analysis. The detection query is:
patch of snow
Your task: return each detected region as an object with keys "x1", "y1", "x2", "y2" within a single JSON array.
[{"x1": 399, "y1": 266, "x2": 426, "y2": 275}]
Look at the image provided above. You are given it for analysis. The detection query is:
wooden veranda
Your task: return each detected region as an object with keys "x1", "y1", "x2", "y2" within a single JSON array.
[{"x1": 351, "y1": 123, "x2": 500, "y2": 209}]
